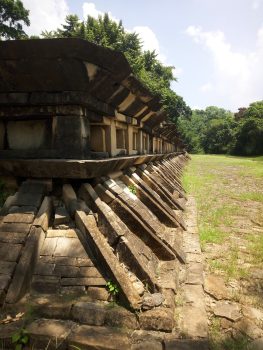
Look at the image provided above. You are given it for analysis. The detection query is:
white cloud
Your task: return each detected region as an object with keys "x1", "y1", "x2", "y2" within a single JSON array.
[
  {"x1": 252, "y1": 0, "x2": 263, "y2": 10},
  {"x1": 200, "y1": 82, "x2": 213, "y2": 92},
  {"x1": 133, "y1": 26, "x2": 160, "y2": 53},
  {"x1": 82, "y1": 2, "x2": 119, "y2": 22},
  {"x1": 23, "y1": 0, "x2": 69, "y2": 35},
  {"x1": 186, "y1": 25, "x2": 263, "y2": 109}
]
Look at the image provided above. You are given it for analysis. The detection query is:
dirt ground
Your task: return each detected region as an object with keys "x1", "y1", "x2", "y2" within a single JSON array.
[{"x1": 183, "y1": 154, "x2": 263, "y2": 349}]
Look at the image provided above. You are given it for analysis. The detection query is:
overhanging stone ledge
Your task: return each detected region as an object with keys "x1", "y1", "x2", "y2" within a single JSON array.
[{"x1": 0, "y1": 153, "x2": 183, "y2": 179}]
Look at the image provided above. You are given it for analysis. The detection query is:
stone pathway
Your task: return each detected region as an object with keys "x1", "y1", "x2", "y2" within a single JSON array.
[{"x1": 178, "y1": 196, "x2": 208, "y2": 339}]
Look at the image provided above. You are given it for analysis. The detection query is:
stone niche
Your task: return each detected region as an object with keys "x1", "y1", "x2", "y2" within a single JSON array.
[
  {"x1": 0, "y1": 122, "x2": 4, "y2": 149},
  {"x1": 90, "y1": 126, "x2": 106, "y2": 152},
  {"x1": 6, "y1": 120, "x2": 49, "y2": 150},
  {"x1": 116, "y1": 128, "x2": 127, "y2": 152}
]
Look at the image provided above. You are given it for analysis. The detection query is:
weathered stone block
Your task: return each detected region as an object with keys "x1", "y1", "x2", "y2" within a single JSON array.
[
  {"x1": 54, "y1": 237, "x2": 87, "y2": 258},
  {"x1": 165, "y1": 339, "x2": 209, "y2": 350},
  {"x1": 0, "y1": 261, "x2": 16, "y2": 275},
  {"x1": 53, "y1": 265, "x2": 80, "y2": 277},
  {"x1": 61, "y1": 277, "x2": 105, "y2": 286},
  {"x1": 3, "y1": 213, "x2": 34, "y2": 224},
  {"x1": 138, "y1": 308, "x2": 174, "y2": 332},
  {"x1": 105, "y1": 306, "x2": 139, "y2": 329},
  {"x1": 0, "y1": 275, "x2": 11, "y2": 290},
  {"x1": 181, "y1": 305, "x2": 208, "y2": 338},
  {"x1": 31, "y1": 275, "x2": 61, "y2": 294},
  {"x1": 0, "y1": 231, "x2": 28, "y2": 244},
  {"x1": 0, "y1": 243, "x2": 22, "y2": 262},
  {"x1": 34, "y1": 262, "x2": 55, "y2": 275},
  {"x1": 27, "y1": 319, "x2": 75, "y2": 350},
  {"x1": 40, "y1": 237, "x2": 57, "y2": 256},
  {"x1": 68, "y1": 325, "x2": 131, "y2": 350},
  {"x1": 132, "y1": 341, "x2": 162, "y2": 350},
  {"x1": 79, "y1": 266, "x2": 102, "y2": 278},
  {"x1": 213, "y1": 301, "x2": 242, "y2": 322},
  {"x1": 12, "y1": 191, "x2": 43, "y2": 208},
  {"x1": 0, "y1": 222, "x2": 31, "y2": 233},
  {"x1": 86, "y1": 287, "x2": 109, "y2": 301},
  {"x1": 72, "y1": 302, "x2": 106, "y2": 326},
  {"x1": 204, "y1": 274, "x2": 229, "y2": 300}
]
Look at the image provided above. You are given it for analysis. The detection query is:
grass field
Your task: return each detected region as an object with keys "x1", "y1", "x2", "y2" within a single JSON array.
[{"x1": 183, "y1": 154, "x2": 263, "y2": 349}]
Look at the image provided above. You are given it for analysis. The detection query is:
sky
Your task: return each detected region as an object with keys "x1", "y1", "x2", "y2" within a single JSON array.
[{"x1": 22, "y1": 0, "x2": 263, "y2": 112}]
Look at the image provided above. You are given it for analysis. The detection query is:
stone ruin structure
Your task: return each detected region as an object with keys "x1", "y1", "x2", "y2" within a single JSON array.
[{"x1": 0, "y1": 39, "x2": 208, "y2": 349}]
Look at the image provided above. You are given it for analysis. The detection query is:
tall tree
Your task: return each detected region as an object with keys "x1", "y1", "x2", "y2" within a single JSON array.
[{"x1": 0, "y1": 0, "x2": 30, "y2": 39}]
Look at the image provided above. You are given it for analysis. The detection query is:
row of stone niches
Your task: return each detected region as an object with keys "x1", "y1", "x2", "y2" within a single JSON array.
[{"x1": 0, "y1": 116, "x2": 175, "y2": 159}]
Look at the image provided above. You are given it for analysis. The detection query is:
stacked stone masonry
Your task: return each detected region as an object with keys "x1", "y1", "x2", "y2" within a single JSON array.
[
  {"x1": 0, "y1": 39, "x2": 209, "y2": 349},
  {"x1": 0, "y1": 153, "x2": 211, "y2": 349}
]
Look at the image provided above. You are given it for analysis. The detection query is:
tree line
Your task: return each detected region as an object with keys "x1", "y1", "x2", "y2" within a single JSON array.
[
  {"x1": 178, "y1": 102, "x2": 263, "y2": 156},
  {"x1": 1, "y1": 0, "x2": 262, "y2": 156}
]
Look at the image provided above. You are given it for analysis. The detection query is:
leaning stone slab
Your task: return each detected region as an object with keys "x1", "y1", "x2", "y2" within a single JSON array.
[
  {"x1": 75, "y1": 210, "x2": 142, "y2": 310},
  {"x1": 68, "y1": 325, "x2": 131, "y2": 350},
  {"x1": 6, "y1": 226, "x2": 45, "y2": 303},
  {"x1": 33, "y1": 196, "x2": 53, "y2": 232}
]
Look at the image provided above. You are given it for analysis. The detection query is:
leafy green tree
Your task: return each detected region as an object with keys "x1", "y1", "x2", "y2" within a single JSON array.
[
  {"x1": 177, "y1": 106, "x2": 235, "y2": 154},
  {"x1": 201, "y1": 119, "x2": 234, "y2": 154},
  {"x1": 57, "y1": 15, "x2": 80, "y2": 38},
  {"x1": 0, "y1": 0, "x2": 30, "y2": 39},
  {"x1": 230, "y1": 101, "x2": 263, "y2": 156}
]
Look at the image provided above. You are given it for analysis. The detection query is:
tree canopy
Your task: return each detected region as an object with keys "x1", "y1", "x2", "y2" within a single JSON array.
[{"x1": 0, "y1": 0, "x2": 29, "y2": 39}]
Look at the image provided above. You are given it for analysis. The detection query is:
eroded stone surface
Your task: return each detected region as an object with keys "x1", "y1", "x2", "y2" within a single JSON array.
[
  {"x1": 68, "y1": 325, "x2": 131, "y2": 350},
  {"x1": 213, "y1": 301, "x2": 242, "y2": 322},
  {"x1": 181, "y1": 305, "x2": 208, "y2": 338},
  {"x1": 204, "y1": 274, "x2": 229, "y2": 300}
]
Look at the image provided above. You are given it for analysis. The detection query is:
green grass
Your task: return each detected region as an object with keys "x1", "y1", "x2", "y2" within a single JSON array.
[
  {"x1": 247, "y1": 234, "x2": 263, "y2": 264},
  {"x1": 183, "y1": 154, "x2": 263, "y2": 279},
  {"x1": 235, "y1": 192, "x2": 263, "y2": 202},
  {"x1": 200, "y1": 225, "x2": 227, "y2": 245}
]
